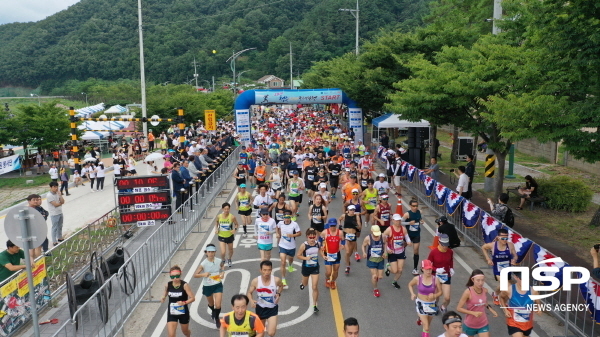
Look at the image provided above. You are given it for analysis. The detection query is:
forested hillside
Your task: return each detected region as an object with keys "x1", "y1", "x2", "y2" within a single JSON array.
[{"x1": 0, "y1": 0, "x2": 430, "y2": 91}]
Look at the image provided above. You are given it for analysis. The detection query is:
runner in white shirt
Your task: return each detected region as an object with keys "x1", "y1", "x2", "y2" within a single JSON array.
[
  {"x1": 247, "y1": 260, "x2": 283, "y2": 337},
  {"x1": 276, "y1": 210, "x2": 301, "y2": 288},
  {"x1": 253, "y1": 185, "x2": 272, "y2": 219},
  {"x1": 437, "y1": 311, "x2": 469, "y2": 337},
  {"x1": 255, "y1": 208, "x2": 277, "y2": 261},
  {"x1": 373, "y1": 173, "x2": 391, "y2": 195}
]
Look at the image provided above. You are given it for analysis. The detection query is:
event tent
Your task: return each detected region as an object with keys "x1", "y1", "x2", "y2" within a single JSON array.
[
  {"x1": 104, "y1": 105, "x2": 128, "y2": 114},
  {"x1": 78, "y1": 121, "x2": 128, "y2": 131},
  {"x1": 81, "y1": 131, "x2": 109, "y2": 140},
  {"x1": 372, "y1": 113, "x2": 431, "y2": 145},
  {"x1": 75, "y1": 103, "x2": 105, "y2": 118}
]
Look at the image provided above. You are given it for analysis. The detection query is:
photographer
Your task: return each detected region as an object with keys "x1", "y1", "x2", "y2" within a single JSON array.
[{"x1": 592, "y1": 244, "x2": 600, "y2": 280}]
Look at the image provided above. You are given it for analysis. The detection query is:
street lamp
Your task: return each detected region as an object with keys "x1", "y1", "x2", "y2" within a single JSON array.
[
  {"x1": 30, "y1": 93, "x2": 40, "y2": 106},
  {"x1": 81, "y1": 92, "x2": 88, "y2": 106},
  {"x1": 339, "y1": 0, "x2": 360, "y2": 56},
  {"x1": 226, "y1": 48, "x2": 256, "y2": 97}
]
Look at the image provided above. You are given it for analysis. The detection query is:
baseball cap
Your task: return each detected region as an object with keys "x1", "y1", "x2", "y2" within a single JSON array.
[
  {"x1": 347, "y1": 205, "x2": 356, "y2": 210},
  {"x1": 206, "y1": 245, "x2": 217, "y2": 252},
  {"x1": 351, "y1": 188, "x2": 359, "y2": 193},
  {"x1": 238, "y1": 161, "x2": 244, "y2": 165},
  {"x1": 392, "y1": 213, "x2": 402, "y2": 221},
  {"x1": 291, "y1": 170, "x2": 299, "y2": 175},
  {"x1": 435, "y1": 216, "x2": 448, "y2": 224},
  {"x1": 259, "y1": 208, "x2": 269, "y2": 215},
  {"x1": 239, "y1": 184, "x2": 246, "y2": 188},
  {"x1": 371, "y1": 225, "x2": 382, "y2": 236},
  {"x1": 421, "y1": 260, "x2": 434, "y2": 270},
  {"x1": 327, "y1": 218, "x2": 338, "y2": 226},
  {"x1": 345, "y1": 168, "x2": 350, "y2": 171},
  {"x1": 319, "y1": 183, "x2": 327, "y2": 188},
  {"x1": 439, "y1": 234, "x2": 450, "y2": 246},
  {"x1": 380, "y1": 194, "x2": 389, "y2": 199},
  {"x1": 378, "y1": 173, "x2": 386, "y2": 178}
]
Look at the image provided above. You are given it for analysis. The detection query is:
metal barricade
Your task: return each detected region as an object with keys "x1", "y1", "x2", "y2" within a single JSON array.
[
  {"x1": 377, "y1": 156, "x2": 597, "y2": 337},
  {"x1": 50, "y1": 146, "x2": 240, "y2": 337}
]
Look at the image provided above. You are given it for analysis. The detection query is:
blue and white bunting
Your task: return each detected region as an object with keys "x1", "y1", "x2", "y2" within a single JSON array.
[{"x1": 462, "y1": 200, "x2": 481, "y2": 228}]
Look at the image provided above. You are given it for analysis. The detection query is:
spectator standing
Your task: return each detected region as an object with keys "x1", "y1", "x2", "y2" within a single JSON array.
[
  {"x1": 423, "y1": 157, "x2": 440, "y2": 182},
  {"x1": 455, "y1": 166, "x2": 470, "y2": 199},
  {"x1": 464, "y1": 154, "x2": 475, "y2": 200},
  {"x1": 49, "y1": 164, "x2": 58, "y2": 183},
  {"x1": 27, "y1": 194, "x2": 49, "y2": 258},
  {"x1": 96, "y1": 163, "x2": 106, "y2": 191},
  {"x1": 171, "y1": 162, "x2": 185, "y2": 211},
  {"x1": 59, "y1": 168, "x2": 70, "y2": 196},
  {"x1": 380, "y1": 132, "x2": 389, "y2": 149},
  {"x1": 0, "y1": 241, "x2": 26, "y2": 283},
  {"x1": 47, "y1": 182, "x2": 65, "y2": 246},
  {"x1": 36, "y1": 152, "x2": 44, "y2": 174},
  {"x1": 488, "y1": 193, "x2": 509, "y2": 222},
  {"x1": 591, "y1": 245, "x2": 600, "y2": 280}
]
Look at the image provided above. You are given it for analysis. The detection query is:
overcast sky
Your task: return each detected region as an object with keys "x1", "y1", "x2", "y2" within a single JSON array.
[{"x1": 0, "y1": 0, "x2": 81, "y2": 25}]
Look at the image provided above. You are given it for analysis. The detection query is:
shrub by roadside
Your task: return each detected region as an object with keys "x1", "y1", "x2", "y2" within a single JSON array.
[{"x1": 538, "y1": 176, "x2": 593, "y2": 212}]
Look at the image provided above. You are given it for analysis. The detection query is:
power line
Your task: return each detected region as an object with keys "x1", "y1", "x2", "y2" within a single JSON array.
[{"x1": 144, "y1": 0, "x2": 288, "y2": 27}]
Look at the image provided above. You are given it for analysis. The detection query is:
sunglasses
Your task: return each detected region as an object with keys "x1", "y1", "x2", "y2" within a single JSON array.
[
  {"x1": 382, "y1": 198, "x2": 389, "y2": 200},
  {"x1": 499, "y1": 237, "x2": 509, "y2": 241},
  {"x1": 352, "y1": 192, "x2": 359, "y2": 195},
  {"x1": 284, "y1": 216, "x2": 292, "y2": 219},
  {"x1": 170, "y1": 274, "x2": 181, "y2": 279}
]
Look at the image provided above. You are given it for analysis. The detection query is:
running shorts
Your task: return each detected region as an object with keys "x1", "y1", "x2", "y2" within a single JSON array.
[
  {"x1": 310, "y1": 222, "x2": 324, "y2": 233},
  {"x1": 167, "y1": 313, "x2": 190, "y2": 324},
  {"x1": 324, "y1": 252, "x2": 341, "y2": 265},
  {"x1": 218, "y1": 236, "x2": 234, "y2": 244},
  {"x1": 366, "y1": 209, "x2": 375, "y2": 214},
  {"x1": 258, "y1": 243, "x2": 273, "y2": 251},
  {"x1": 387, "y1": 252, "x2": 406, "y2": 262},
  {"x1": 407, "y1": 232, "x2": 421, "y2": 243},
  {"x1": 202, "y1": 283, "x2": 224, "y2": 297},
  {"x1": 256, "y1": 304, "x2": 278, "y2": 320},
  {"x1": 279, "y1": 247, "x2": 296, "y2": 256},
  {"x1": 463, "y1": 324, "x2": 489, "y2": 336},
  {"x1": 507, "y1": 326, "x2": 532, "y2": 336},
  {"x1": 415, "y1": 298, "x2": 438, "y2": 316},
  {"x1": 289, "y1": 195, "x2": 303, "y2": 203},
  {"x1": 301, "y1": 265, "x2": 320, "y2": 277},
  {"x1": 393, "y1": 176, "x2": 401, "y2": 187},
  {"x1": 238, "y1": 209, "x2": 252, "y2": 216},
  {"x1": 330, "y1": 178, "x2": 339, "y2": 189},
  {"x1": 366, "y1": 260, "x2": 385, "y2": 270}
]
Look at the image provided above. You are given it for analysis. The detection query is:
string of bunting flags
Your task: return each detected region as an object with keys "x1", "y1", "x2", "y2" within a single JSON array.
[{"x1": 393, "y1": 158, "x2": 600, "y2": 323}]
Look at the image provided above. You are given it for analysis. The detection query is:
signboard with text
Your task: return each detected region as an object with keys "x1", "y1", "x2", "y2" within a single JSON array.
[
  {"x1": 0, "y1": 155, "x2": 21, "y2": 176},
  {"x1": 205, "y1": 110, "x2": 216, "y2": 131},
  {"x1": 254, "y1": 89, "x2": 343, "y2": 105},
  {"x1": 235, "y1": 109, "x2": 251, "y2": 144},
  {"x1": 0, "y1": 258, "x2": 50, "y2": 335},
  {"x1": 348, "y1": 108, "x2": 364, "y2": 143}
]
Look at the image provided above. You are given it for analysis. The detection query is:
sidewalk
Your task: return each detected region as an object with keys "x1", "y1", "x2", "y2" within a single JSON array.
[{"x1": 0, "y1": 158, "x2": 151, "y2": 248}]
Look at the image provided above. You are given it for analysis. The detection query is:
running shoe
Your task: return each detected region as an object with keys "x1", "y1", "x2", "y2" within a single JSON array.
[
  {"x1": 243, "y1": 233, "x2": 247, "y2": 238},
  {"x1": 354, "y1": 252, "x2": 361, "y2": 262},
  {"x1": 300, "y1": 284, "x2": 305, "y2": 290},
  {"x1": 282, "y1": 279, "x2": 288, "y2": 287},
  {"x1": 373, "y1": 289, "x2": 381, "y2": 297},
  {"x1": 345, "y1": 266, "x2": 350, "y2": 275},
  {"x1": 215, "y1": 317, "x2": 221, "y2": 329},
  {"x1": 492, "y1": 292, "x2": 500, "y2": 306},
  {"x1": 227, "y1": 259, "x2": 232, "y2": 267},
  {"x1": 441, "y1": 305, "x2": 447, "y2": 313},
  {"x1": 385, "y1": 263, "x2": 391, "y2": 277},
  {"x1": 287, "y1": 265, "x2": 296, "y2": 273},
  {"x1": 314, "y1": 305, "x2": 319, "y2": 313},
  {"x1": 330, "y1": 281, "x2": 337, "y2": 290},
  {"x1": 416, "y1": 318, "x2": 422, "y2": 326},
  {"x1": 412, "y1": 268, "x2": 419, "y2": 275},
  {"x1": 332, "y1": 194, "x2": 336, "y2": 199},
  {"x1": 325, "y1": 280, "x2": 331, "y2": 288},
  {"x1": 392, "y1": 281, "x2": 400, "y2": 289}
]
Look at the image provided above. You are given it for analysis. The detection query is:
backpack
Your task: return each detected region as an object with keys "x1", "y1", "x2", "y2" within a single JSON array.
[{"x1": 503, "y1": 207, "x2": 515, "y2": 228}]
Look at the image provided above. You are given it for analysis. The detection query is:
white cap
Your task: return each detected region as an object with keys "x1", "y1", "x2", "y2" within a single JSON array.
[
  {"x1": 378, "y1": 173, "x2": 386, "y2": 178},
  {"x1": 392, "y1": 213, "x2": 402, "y2": 220},
  {"x1": 347, "y1": 205, "x2": 356, "y2": 210},
  {"x1": 351, "y1": 188, "x2": 359, "y2": 193},
  {"x1": 319, "y1": 183, "x2": 327, "y2": 188}
]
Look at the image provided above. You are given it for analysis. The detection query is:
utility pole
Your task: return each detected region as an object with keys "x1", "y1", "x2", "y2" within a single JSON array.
[
  {"x1": 192, "y1": 57, "x2": 199, "y2": 89},
  {"x1": 289, "y1": 42, "x2": 293, "y2": 89},
  {"x1": 137, "y1": 0, "x2": 148, "y2": 137},
  {"x1": 339, "y1": 0, "x2": 360, "y2": 56},
  {"x1": 492, "y1": 0, "x2": 502, "y2": 35},
  {"x1": 212, "y1": 76, "x2": 215, "y2": 93}
]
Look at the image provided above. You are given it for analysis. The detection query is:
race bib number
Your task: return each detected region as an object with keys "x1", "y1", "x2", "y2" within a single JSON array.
[
  {"x1": 327, "y1": 252, "x2": 338, "y2": 262},
  {"x1": 259, "y1": 224, "x2": 271, "y2": 233},
  {"x1": 306, "y1": 254, "x2": 318, "y2": 266},
  {"x1": 332, "y1": 170, "x2": 339, "y2": 176},
  {"x1": 308, "y1": 174, "x2": 314, "y2": 181},
  {"x1": 312, "y1": 215, "x2": 322, "y2": 223},
  {"x1": 361, "y1": 180, "x2": 368, "y2": 187},
  {"x1": 345, "y1": 233, "x2": 356, "y2": 241},
  {"x1": 219, "y1": 223, "x2": 231, "y2": 231},
  {"x1": 272, "y1": 182, "x2": 282, "y2": 189},
  {"x1": 169, "y1": 303, "x2": 185, "y2": 315},
  {"x1": 369, "y1": 198, "x2": 377, "y2": 206},
  {"x1": 497, "y1": 260, "x2": 510, "y2": 273},
  {"x1": 436, "y1": 273, "x2": 449, "y2": 283},
  {"x1": 378, "y1": 187, "x2": 385, "y2": 194},
  {"x1": 239, "y1": 173, "x2": 245, "y2": 178},
  {"x1": 422, "y1": 301, "x2": 438, "y2": 314},
  {"x1": 393, "y1": 239, "x2": 405, "y2": 252},
  {"x1": 276, "y1": 213, "x2": 284, "y2": 221},
  {"x1": 382, "y1": 213, "x2": 390, "y2": 221},
  {"x1": 291, "y1": 188, "x2": 299, "y2": 195},
  {"x1": 514, "y1": 309, "x2": 531, "y2": 323},
  {"x1": 409, "y1": 224, "x2": 420, "y2": 231},
  {"x1": 240, "y1": 200, "x2": 249, "y2": 207},
  {"x1": 370, "y1": 247, "x2": 382, "y2": 258}
]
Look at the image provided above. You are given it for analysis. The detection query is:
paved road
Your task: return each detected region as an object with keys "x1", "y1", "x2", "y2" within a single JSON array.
[{"x1": 140, "y1": 178, "x2": 552, "y2": 337}]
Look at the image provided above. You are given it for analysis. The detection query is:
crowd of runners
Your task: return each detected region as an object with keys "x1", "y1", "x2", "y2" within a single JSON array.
[{"x1": 162, "y1": 106, "x2": 541, "y2": 337}]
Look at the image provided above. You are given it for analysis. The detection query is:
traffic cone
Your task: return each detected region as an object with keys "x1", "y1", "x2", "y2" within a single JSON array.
[
  {"x1": 395, "y1": 196, "x2": 404, "y2": 215},
  {"x1": 429, "y1": 236, "x2": 439, "y2": 250}
]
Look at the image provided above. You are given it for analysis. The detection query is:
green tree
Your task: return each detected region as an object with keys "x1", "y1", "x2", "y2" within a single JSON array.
[
  {"x1": 7, "y1": 102, "x2": 73, "y2": 153},
  {"x1": 388, "y1": 36, "x2": 537, "y2": 197}
]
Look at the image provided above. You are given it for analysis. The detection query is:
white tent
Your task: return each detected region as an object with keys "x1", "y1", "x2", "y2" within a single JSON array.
[
  {"x1": 75, "y1": 103, "x2": 105, "y2": 118},
  {"x1": 81, "y1": 131, "x2": 109, "y2": 140},
  {"x1": 104, "y1": 105, "x2": 128, "y2": 114},
  {"x1": 78, "y1": 121, "x2": 128, "y2": 131},
  {"x1": 372, "y1": 113, "x2": 431, "y2": 147},
  {"x1": 372, "y1": 113, "x2": 430, "y2": 128}
]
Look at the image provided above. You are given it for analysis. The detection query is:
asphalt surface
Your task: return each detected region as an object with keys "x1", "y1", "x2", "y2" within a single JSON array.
[{"x1": 140, "y1": 174, "x2": 553, "y2": 337}]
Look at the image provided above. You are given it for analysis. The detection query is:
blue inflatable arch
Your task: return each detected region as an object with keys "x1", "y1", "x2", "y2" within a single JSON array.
[{"x1": 234, "y1": 89, "x2": 363, "y2": 144}]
